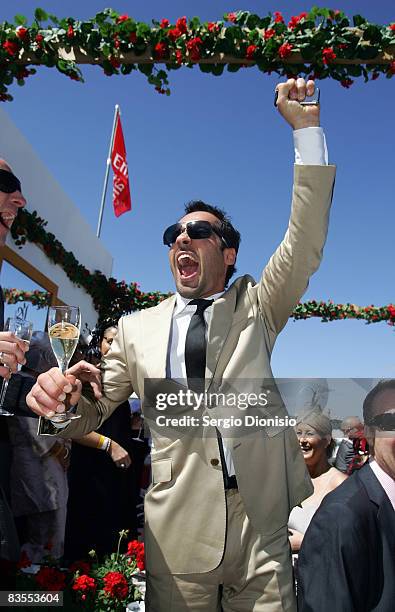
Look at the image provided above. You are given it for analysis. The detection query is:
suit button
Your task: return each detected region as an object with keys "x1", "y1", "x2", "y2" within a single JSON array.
[{"x1": 210, "y1": 458, "x2": 219, "y2": 466}]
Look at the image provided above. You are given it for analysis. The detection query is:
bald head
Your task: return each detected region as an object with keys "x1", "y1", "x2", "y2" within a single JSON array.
[{"x1": 341, "y1": 416, "x2": 363, "y2": 439}]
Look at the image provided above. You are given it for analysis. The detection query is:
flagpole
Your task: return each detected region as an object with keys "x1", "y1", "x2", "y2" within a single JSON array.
[{"x1": 96, "y1": 104, "x2": 120, "y2": 238}]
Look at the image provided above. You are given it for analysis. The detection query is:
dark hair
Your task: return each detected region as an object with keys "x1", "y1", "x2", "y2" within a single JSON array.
[
  {"x1": 184, "y1": 200, "x2": 241, "y2": 285},
  {"x1": 363, "y1": 379, "x2": 395, "y2": 424},
  {"x1": 87, "y1": 318, "x2": 119, "y2": 362}
]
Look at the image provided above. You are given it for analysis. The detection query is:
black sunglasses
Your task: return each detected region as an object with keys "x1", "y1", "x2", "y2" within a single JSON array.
[
  {"x1": 163, "y1": 220, "x2": 229, "y2": 248},
  {"x1": 368, "y1": 412, "x2": 395, "y2": 432},
  {"x1": 0, "y1": 169, "x2": 22, "y2": 194}
]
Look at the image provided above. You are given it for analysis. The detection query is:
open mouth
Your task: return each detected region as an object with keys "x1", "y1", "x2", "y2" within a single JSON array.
[
  {"x1": 300, "y1": 443, "x2": 313, "y2": 454},
  {"x1": 0, "y1": 212, "x2": 15, "y2": 230},
  {"x1": 177, "y1": 253, "x2": 199, "y2": 281}
]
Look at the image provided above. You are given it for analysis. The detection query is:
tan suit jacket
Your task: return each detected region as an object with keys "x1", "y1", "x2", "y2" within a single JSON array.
[{"x1": 52, "y1": 164, "x2": 336, "y2": 575}]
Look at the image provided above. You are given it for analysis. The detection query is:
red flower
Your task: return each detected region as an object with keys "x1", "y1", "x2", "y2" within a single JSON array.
[
  {"x1": 127, "y1": 540, "x2": 145, "y2": 571},
  {"x1": 175, "y1": 49, "x2": 183, "y2": 65},
  {"x1": 16, "y1": 67, "x2": 29, "y2": 79},
  {"x1": 186, "y1": 36, "x2": 203, "y2": 61},
  {"x1": 129, "y1": 32, "x2": 137, "y2": 44},
  {"x1": 109, "y1": 57, "x2": 121, "y2": 69},
  {"x1": 322, "y1": 47, "x2": 337, "y2": 64},
  {"x1": 389, "y1": 23, "x2": 395, "y2": 32},
  {"x1": 17, "y1": 551, "x2": 31, "y2": 569},
  {"x1": 35, "y1": 34, "x2": 44, "y2": 45},
  {"x1": 67, "y1": 25, "x2": 74, "y2": 39},
  {"x1": 103, "y1": 571, "x2": 129, "y2": 600},
  {"x1": 168, "y1": 27, "x2": 182, "y2": 42},
  {"x1": 273, "y1": 11, "x2": 284, "y2": 24},
  {"x1": 2, "y1": 40, "x2": 19, "y2": 56},
  {"x1": 288, "y1": 12, "x2": 308, "y2": 29},
  {"x1": 388, "y1": 305, "x2": 395, "y2": 318},
  {"x1": 246, "y1": 44, "x2": 257, "y2": 60},
  {"x1": 35, "y1": 567, "x2": 66, "y2": 592},
  {"x1": 278, "y1": 42, "x2": 293, "y2": 59},
  {"x1": 154, "y1": 42, "x2": 168, "y2": 60},
  {"x1": 160, "y1": 19, "x2": 170, "y2": 29},
  {"x1": 176, "y1": 17, "x2": 188, "y2": 34},
  {"x1": 69, "y1": 560, "x2": 91, "y2": 575},
  {"x1": 337, "y1": 43, "x2": 348, "y2": 50},
  {"x1": 371, "y1": 71, "x2": 379, "y2": 80},
  {"x1": 207, "y1": 22, "x2": 219, "y2": 33},
  {"x1": 341, "y1": 78, "x2": 353, "y2": 88},
  {"x1": 388, "y1": 60, "x2": 395, "y2": 75},
  {"x1": 73, "y1": 574, "x2": 96, "y2": 594},
  {"x1": 226, "y1": 12, "x2": 237, "y2": 23},
  {"x1": 117, "y1": 15, "x2": 129, "y2": 24},
  {"x1": 264, "y1": 28, "x2": 275, "y2": 40},
  {"x1": 16, "y1": 27, "x2": 29, "y2": 41}
]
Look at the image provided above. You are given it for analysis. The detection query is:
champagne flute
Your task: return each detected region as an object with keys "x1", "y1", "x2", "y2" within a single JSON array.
[
  {"x1": 48, "y1": 305, "x2": 81, "y2": 423},
  {"x1": 0, "y1": 317, "x2": 33, "y2": 416}
]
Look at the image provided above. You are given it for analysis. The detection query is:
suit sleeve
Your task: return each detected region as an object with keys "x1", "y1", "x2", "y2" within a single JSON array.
[
  {"x1": 256, "y1": 164, "x2": 336, "y2": 342},
  {"x1": 297, "y1": 500, "x2": 369, "y2": 612},
  {"x1": 38, "y1": 315, "x2": 135, "y2": 438}
]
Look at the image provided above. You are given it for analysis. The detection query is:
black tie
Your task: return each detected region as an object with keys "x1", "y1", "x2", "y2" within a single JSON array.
[
  {"x1": 185, "y1": 298, "x2": 233, "y2": 489},
  {"x1": 185, "y1": 299, "x2": 213, "y2": 393}
]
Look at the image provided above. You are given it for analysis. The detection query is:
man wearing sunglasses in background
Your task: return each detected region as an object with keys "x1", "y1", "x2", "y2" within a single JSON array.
[
  {"x1": 298, "y1": 380, "x2": 395, "y2": 611},
  {"x1": 0, "y1": 159, "x2": 29, "y2": 581},
  {"x1": 28, "y1": 78, "x2": 336, "y2": 611}
]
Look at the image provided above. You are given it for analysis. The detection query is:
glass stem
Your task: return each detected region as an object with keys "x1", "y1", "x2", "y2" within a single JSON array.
[{"x1": 0, "y1": 379, "x2": 10, "y2": 408}]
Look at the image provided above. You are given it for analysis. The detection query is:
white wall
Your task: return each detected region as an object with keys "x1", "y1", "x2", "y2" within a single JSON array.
[{"x1": 0, "y1": 107, "x2": 113, "y2": 331}]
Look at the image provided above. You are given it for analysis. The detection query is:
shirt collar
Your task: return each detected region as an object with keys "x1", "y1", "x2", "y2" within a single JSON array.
[
  {"x1": 369, "y1": 458, "x2": 395, "y2": 510},
  {"x1": 174, "y1": 291, "x2": 223, "y2": 316}
]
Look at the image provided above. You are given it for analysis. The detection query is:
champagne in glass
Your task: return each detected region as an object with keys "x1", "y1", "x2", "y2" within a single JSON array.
[
  {"x1": 48, "y1": 305, "x2": 81, "y2": 422},
  {"x1": 0, "y1": 317, "x2": 33, "y2": 416}
]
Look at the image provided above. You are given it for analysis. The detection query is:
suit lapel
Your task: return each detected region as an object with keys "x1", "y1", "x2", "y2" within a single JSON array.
[
  {"x1": 206, "y1": 284, "x2": 237, "y2": 385},
  {"x1": 141, "y1": 295, "x2": 176, "y2": 379}
]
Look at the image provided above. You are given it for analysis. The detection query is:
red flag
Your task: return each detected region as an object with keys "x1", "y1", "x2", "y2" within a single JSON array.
[{"x1": 111, "y1": 113, "x2": 131, "y2": 217}]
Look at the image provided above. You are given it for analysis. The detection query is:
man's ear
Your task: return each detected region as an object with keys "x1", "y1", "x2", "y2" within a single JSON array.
[{"x1": 224, "y1": 248, "x2": 236, "y2": 266}]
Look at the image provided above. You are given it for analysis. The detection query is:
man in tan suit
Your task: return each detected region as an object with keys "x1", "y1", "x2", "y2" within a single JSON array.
[{"x1": 28, "y1": 78, "x2": 336, "y2": 611}]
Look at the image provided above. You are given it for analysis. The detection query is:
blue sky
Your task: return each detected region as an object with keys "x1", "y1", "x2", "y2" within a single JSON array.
[{"x1": 1, "y1": 1, "x2": 394, "y2": 378}]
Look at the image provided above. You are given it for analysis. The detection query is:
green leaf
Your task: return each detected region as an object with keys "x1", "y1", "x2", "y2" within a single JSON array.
[
  {"x1": 363, "y1": 25, "x2": 382, "y2": 44},
  {"x1": 353, "y1": 15, "x2": 367, "y2": 27},
  {"x1": 189, "y1": 16, "x2": 201, "y2": 30},
  {"x1": 14, "y1": 14, "x2": 27, "y2": 26},
  {"x1": 227, "y1": 63, "x2": 242, "y2": 73},
  {"x1": 138, "y1": 63, "x2": 153, "y2": 76},
  {"x1": 34, "y1": 8, "x2": 48, "y2": 22}
]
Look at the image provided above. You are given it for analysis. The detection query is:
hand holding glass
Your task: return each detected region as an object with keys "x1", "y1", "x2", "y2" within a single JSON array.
[
  {"x1": 0, "y1": 317, "x2": 33, "y2": 416},
  {"x1": 48, "y1": 305, "x2": 81, "y2": 422}
]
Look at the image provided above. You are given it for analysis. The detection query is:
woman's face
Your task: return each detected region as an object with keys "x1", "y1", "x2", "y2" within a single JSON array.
[
  {"x1": 100, "y1": 326, "x2": 118, "y2": 356},
  {"x1": 295, "y1": 423, "x2": 329, "y2": 465}
]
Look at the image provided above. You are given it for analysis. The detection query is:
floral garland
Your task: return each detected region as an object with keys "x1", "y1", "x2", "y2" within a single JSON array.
[
  {"x1": 10, "y1": 208, "x2": 171, "y2": 322},
  {"x1": 3, "y1": 287, "x2": 51, "y2": 308},
  {"x1": 0, "y1": 8, "x2": 394, "y2": 100}
]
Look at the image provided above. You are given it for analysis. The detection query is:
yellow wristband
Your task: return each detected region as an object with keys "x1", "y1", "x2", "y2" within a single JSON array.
[{"x1": 97, "y1": 434, "x2": 105, "y2": 449}]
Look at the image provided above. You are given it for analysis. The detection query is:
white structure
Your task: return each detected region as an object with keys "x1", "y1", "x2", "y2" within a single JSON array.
[{"x1": 0, "y1": 107, "x2": 113, "y2": 332}]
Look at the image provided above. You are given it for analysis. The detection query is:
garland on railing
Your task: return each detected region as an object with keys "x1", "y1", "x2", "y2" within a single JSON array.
[
  {"x1": 0, "y1": 7, "x2": 394, "y2": 100},
  {"x1": 10, "y1": 209, "x2": 171, "y2": 322},
  {"x1": 8, "y1": 209, "x2": 395, "y2": 326}
]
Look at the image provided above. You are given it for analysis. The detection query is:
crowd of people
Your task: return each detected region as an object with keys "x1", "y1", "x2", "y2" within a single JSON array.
[{"x1": 0, "y1": 77, "x2": 393, "y2": 611}]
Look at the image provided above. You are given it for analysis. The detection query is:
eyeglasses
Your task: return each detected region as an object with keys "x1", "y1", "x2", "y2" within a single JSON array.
[
  {"x1": 368, "y1": 412, "x2": 395, "y2": 432},
  {"x1": 163, "y1": 220, "x2": 229, "y2": 248},
  {"x1": 0, "y1": 169, "x2": 22, "y2": 194}
]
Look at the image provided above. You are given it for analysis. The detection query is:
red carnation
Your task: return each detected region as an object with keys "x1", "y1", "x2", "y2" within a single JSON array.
[
  {"x1": 273, "y1": 11, "x2": 284, "y2": 24},
  {"x1": 176, "y1": 17, "x2": 188, "y2": 34},
  {"x1": 278, "y1": 42, "x2": 293, "y2": 59},
  {"x1": 103, "y1": 571, "x2": 129, "y2": 600},
  {"x1": 3, "y1": 40, "x2": 19, "y2": 56},
  {"x1": 388, "y1": 60, "x2": 395, "y2": 75},
  {"x1": 388, "y1": 305, "x2": 395, "y2": 318},
  {"x1": 109, "y1": 56, "x2": 121, "y2": 69},
  {"x1": 154, "y1": 42, "x2": 168, "y2": 60},
  {"x1": 168, "y1": 27, "x2": 182, "y2": 42},
  {"x1": 16, "y1": 27, "x2": 29, "y2": 41},
  {"x1": 264, "y1": 28, "x2": 275, "y2": 40},
  {"x1": 186, "y1": 36, "x2": 203, "y2": 61},
  {"x1": 322, "y1": 47, "x2": 337, "y2": 64},
  {"x1": 389, "y1": 23, "x2": 395, "y2": 31},
  {"x1": 160, "y1": 19, "x2": 170, "y2": 29},
  {"x1": 73, "y1": 574, "x2": 96, "y2": 594},
  {"x1": 246, "y1": 44, "x2": 257, "y2": 60},
  {"x1": 117, "y1": 15, "x2": 129, "y2": 24},
  {"x1": 175, "y1": 49, "x2": 183, "y2": 65},
  {"x1": 288, "y1": 12, "x2": 308, "y2": 29},
  {"x1": 35, "y1": 34, "x2": 44, "y2": 45},
  {"x1": 226, "y1": 12, "x2": 237, "y2": 23},
  {"x1": 35, "y1": 566, "x2": 66, "y2": 592},
  {"x1": 207, "y1": 22, "x2": 219, "y2": 33},
  {"x1": 67, "y1": 25, "x2": 74, "y2": 39},
  {"x1": 129, "y1": 31, "x2": 137, "y2": 44},
  {"x1": 341, "y1": 78, "x2": 353, "y2": 88}
]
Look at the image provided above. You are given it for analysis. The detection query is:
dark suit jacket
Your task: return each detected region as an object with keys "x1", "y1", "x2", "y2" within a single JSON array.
[{"x1": 298, "y1": 463, "x2": 395, "y2": 612}]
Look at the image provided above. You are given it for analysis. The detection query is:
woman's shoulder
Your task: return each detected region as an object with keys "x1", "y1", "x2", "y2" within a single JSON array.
[{"x1": 327, "y1": 466, "x2": 348, "y2": 489}]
